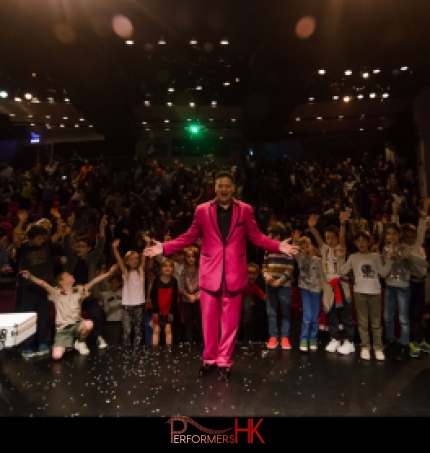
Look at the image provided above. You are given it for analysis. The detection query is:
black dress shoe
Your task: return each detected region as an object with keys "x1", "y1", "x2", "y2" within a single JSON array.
[
  {"x1": 199, "y1": 363, "x2": 217, "y2": 377},
  {"x1": 218, "y1": 367, "x2": 232, "y2": 382}
]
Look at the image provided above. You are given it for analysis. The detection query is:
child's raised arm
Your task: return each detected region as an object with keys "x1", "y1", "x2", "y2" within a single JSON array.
[
  {"x1": 308, "y1": 214, "x2": 324, "y2": 248},
  {"x1": 85, "y1": 265, "x2": 117, "y2": 292},
  {"x1": 112, "y1": 239, "x2": 127, "y2": 275},
  {"x1": 20, "y1": 270, "x2": 55, "y2": 294}
]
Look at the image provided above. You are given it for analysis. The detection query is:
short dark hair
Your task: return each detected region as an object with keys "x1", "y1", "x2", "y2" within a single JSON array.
[
  {"x1": 267, "y1": 222, "x2": 287, "y2": 240},
  {"x1": 215, "y1": 171, "x2": 234, "y2": 183},
  {"x1": 324, "y1": 225, "x2": 340, "y2": 237},
  {"x1": 353, "y1": 230, "x2": 371, "y2": 242},
  {"x1": 247, "y1": 262, "x2": 260, "y2": 273},
  {"x1": 76, "y1": 235, "x2": 92, "y2": 247}
]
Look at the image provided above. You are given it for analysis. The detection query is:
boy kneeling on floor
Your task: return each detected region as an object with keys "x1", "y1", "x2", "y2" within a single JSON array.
[{"x1": 20, "y1": 265, "x2": 115, "y2": 360}]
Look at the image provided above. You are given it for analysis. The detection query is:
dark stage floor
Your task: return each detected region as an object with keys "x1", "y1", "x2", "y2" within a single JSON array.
[{"x1": 1, "y1": 336, "x2": 430, "y2": 419}]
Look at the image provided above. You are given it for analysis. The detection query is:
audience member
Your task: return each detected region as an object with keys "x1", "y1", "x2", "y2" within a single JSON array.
[
  {"x1": 20, "y1": 266, "x2": 114, "y2": 360},
  {"x1": 112, "y1": 238, "x2": 147, "y2": 348},
  {"x1": 240, "y1": 262, "x2": 267, "y2": 342}
]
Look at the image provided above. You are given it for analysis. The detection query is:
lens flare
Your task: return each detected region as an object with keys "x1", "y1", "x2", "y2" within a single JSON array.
[
  {"x1": 295, "y1": 16, "x2": 316, "y2": 39},
  {"x1": 112, "y1": 15, "x2": 133, "y2": 39}
]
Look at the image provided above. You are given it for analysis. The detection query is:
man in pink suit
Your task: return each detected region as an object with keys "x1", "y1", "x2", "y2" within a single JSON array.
[{"x1": 144, "y1": 171, "x2": 299, "y2": 381}]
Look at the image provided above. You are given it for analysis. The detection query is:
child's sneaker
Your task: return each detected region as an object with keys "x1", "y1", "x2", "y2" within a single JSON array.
[
  {"x1": 374, "y1": 350, "x2": 385, "y2": 361},
  {"x1": 266, "y1": 337, "x2": 278, "y2": 349},
  {"x1": 309, "y1": 340, "x2": 318, "y2": 351},
  {"x1": 21, "y1": 350, "x2": 36, "y2": 360},
  {"x1": 337, "y1": 340, "x2": 355, "y2": 355},
  {"x1": 281, "y1": 337, "x2": 291, "y2": 350},
  {"x1": 360, "y1": 348, "x2": 370, "y2": 361},
  {"x1": 409, "y1": 342, "x2": 421, "y2": 358},
  {"x1": 299, "y1": 340, "x2": 308, "y2": 352},
  {"x1": 418, "y1": 340, "x2": 430, "y2": 354},
  {"x1": 325, "y1": 338, "x2": 339, "y2": 353},
  {"x1": 74, "y1": 340, "x2": 90, "y2": 355},
  {"x1": 97, "y1": 336, "x2": 108, "y2": 349},
  {"x1": 37, "y1": 344, "x2": 50, "y2": 356}
]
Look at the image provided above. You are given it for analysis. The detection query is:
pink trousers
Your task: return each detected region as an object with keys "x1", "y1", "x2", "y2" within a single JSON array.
[{"x1": 200, "y1": 289, "x2": 243, "y2": 368}]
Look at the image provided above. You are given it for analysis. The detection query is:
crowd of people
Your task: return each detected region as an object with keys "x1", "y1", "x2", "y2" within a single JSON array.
[{"x1": 1, "y1": 148, "x2": 430, "y2": 377}]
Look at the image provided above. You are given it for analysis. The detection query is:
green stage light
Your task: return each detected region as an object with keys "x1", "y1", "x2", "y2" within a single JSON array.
[{"x1": 189, "y1": 123, "x2": 200, "y2": 134}]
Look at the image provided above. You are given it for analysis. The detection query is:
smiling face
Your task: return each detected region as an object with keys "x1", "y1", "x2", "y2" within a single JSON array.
[
  {"x1": 59, "y1": 272, "x2": 75, "y2": 287},
  {"x1": 125, "y1": 252, "x2": 140, "y2": 270},
  {"x1": 215, "y1": 176, "x2": 235, "y2": 208}
]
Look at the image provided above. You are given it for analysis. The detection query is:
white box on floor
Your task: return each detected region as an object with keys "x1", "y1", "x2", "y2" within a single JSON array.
[{"x1": 0, "y1": 312, "x2": 37, "y2": 348}]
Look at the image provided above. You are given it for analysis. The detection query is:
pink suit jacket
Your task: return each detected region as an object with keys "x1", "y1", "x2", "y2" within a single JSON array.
[{"x1": 162, "y1": 198, "x2": 281, "y2": 292}]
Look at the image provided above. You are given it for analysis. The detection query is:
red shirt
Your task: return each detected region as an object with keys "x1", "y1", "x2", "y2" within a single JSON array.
[{"x1": 242, "y1": 282, "x2": 265, "y2": 300}]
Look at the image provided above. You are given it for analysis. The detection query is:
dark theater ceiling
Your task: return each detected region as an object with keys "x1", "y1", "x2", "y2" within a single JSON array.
[{"x1": 0, "y1": 0, "x2": 430, "y2": 153}]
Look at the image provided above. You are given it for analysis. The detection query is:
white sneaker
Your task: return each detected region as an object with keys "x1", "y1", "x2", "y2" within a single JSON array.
[
  {"x1": 97, "y1": 336, "x2": 108, "y2": 349},
  {"x1": 325, "y1": 338, "x2": 340, "y2": 353},
  {"x1": 337, "y1": 340, "x2": 355, "y2": 355},
  {"x1": 360, "y1": 348, "x2": 371, "y2": 361},
  {"x1": 374, "y1": 350, "x2": 385, "y2": 361},
  {"x1": 74, "y1": 340, "x2": 90, "y2": 355}
]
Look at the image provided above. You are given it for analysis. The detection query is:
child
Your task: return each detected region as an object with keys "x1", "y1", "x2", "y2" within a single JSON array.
[
  {"x1": 383, "y1": 222, "x2": 428, "y2": 360},
  {"x1": 393, "y1": 198, "x2": 430, "y2": 358},
  {"x1": 62, "y1": 211, "x2": 108, "y2": 349},
  {"x1": 339, "y1": 230, "x2": 392, "y2": 361},
  {"x1": 308, "y1": 212, "x2": 354, "y2": 355},
  {"x1": 179, "y1": 245, "x2": 202, "y2": 343},
  {"x1": 262, "y1": 222, "x2": 295, "y2": 350},
  {"x1": 112, "y1": 238, "x2": 146, "y2": 348},
  {"x1": 99, "y1": 273, "x2": 123, "y2": 346},
  {"x1": 241, "y1": 262, "x2": 267, "y2": 342},
  {"x1": 295, "y1": 236, "x2": 324, "y2": 352},
  {"x1": 13, "y1": 208, "x2": 64, "y2": 359},
  {"x1": 142, "y1": 254, "x2": 156, "y2": 345},
  {"x1": 20, "y1": 266, "x2": 114, "y2": 360},
  {"x1": 150, "y1": 257, "x2": 179, "y2": 346}
]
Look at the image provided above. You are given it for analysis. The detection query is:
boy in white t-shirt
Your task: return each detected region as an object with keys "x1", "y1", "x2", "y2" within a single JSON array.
[{"x1": 340, "y1": 230, "x2": 392, "y2": 361}]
